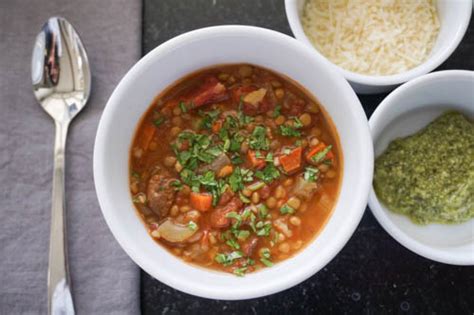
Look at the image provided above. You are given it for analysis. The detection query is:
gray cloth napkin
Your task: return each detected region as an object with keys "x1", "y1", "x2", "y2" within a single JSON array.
[{"x1": 0, "y1": 1, "x2": 141, "y2": 313}]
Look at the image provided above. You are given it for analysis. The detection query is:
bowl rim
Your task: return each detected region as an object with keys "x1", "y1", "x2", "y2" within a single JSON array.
[
  {"x1": 93, "y1": 25, "x2": 374, "y2": 299},
  {"x1": 284, "y1": 0, "x2": 472, "y2": 86},
  {"x1": 368, "y1": 70, "x2": 474, "y2": 266}
]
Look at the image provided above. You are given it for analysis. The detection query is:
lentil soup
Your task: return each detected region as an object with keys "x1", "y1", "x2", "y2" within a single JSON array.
[{"x1": 129, "y1": 64, "x2": 342, "y2": 276}]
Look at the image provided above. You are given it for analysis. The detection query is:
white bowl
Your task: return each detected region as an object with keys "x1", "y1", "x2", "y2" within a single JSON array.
[
  {"x1": 285, "y1": 0, "x2": 472, "y2": 94},
  {"x1": 94, "y1": 25, "x2": 373, "y2": 299},
  {"x1": 368, "y1": 70, "x2": 474, "y2": 265}
]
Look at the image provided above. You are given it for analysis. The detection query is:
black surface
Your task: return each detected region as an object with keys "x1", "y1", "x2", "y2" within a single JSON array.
[{"x1": 141, "y1": 1, "x2": 474, "y2": 314}]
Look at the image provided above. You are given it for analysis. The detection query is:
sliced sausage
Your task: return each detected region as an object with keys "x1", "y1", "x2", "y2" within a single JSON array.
[
  {"x1": 190, "y1": 76, "x2": 228, "y2": 107},
  {"x1": 210, "y1": 197, "x2": 243, "y2": 228},
  {"x1": 147, "y1": 174, "x2": 177, "y2": 218},
  {"x1": 218, "y1": 190, "x2": 234, "y2": 206}
]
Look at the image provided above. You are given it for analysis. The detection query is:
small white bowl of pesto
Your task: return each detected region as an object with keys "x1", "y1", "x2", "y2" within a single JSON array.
[{"x1": 368, "y1": 70, "x2": 474, "y2": 265}]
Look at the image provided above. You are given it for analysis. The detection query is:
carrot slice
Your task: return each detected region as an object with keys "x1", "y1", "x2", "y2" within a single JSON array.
[
  {"x1": 247, "y1": 150, "x2": 266, "y2": 169},
  {"x1": 212, "y1": 120, "x2": 223, "y2": 133},
  {"x1": 280, "y1": 147, "x2": 303, "y2": 174},
  {"x1": 190, "y1": 192, "x2": 213, "y2": 212},
  {"x1": 218, "y1": 165, "x2": 234, "y2": 178},
  {"x1": 139, "y1": 123, "x2": 156, "y2": 150},
  {"x1": 306, "y1": 142, "x2": 334, "y2": 163}
]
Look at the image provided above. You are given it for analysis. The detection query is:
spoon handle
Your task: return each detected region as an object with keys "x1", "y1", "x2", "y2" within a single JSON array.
[{"x1": 48, "y1": 120, "x2": 75, "y2": 315}]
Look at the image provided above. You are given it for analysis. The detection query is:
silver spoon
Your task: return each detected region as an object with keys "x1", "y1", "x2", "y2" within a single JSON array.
[{"x1": 32, "y1": 17, "x2": 91, "y2": 315}]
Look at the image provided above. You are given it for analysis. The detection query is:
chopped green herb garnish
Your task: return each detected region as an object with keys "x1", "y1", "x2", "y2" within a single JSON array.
[
  {"x1": 260, "y1": 258, "x2": 274, "y2": 267},
  {"x1": 187, "y1": 220, "x2": 198, "y2": 231},
  {"x1": 241, "y1": 207, "x2": 252, "y2": 220},
  {"x1": 235, "y1": 230, "x2": 250, "y2": 241},
  {"x1": 241, "y1": 168, "x2": 254, "y2": 182},
  {"x1": 199, "y1": 109, "x2": 220, "y2": 130},
  {"x1": 265, "y1": 152, "x2": 274, "y2": 162},
  {"x1": 206, "y1": 146, "x2": 223, "y2": 157},
  {"x1": 293, "y1": 117, "x2": 303, "y2": 128},
  {"x1": 259, "y1": 248, "x2": 273, "y2": 266},
  {"x1": 171, "y1": 179, "x2": 183, "y2": 191},
  {"x1": 255, "y1": 164, "x2": 280, "y2": 183},
  {"x1": 249, "y1": 126, "x2": 269, "y2": 150},
  {"x1": 226, "y1": 211, "x2": 242, "y2": 229},
  {"x1": 323, "y1": 159, "x2": 333, "y2": 166},
  {"x1": 248, "y1": 212, "x2": 257, "y2": 232},
  {"x1": 260, "y1": 248, "x2": 271, "y2": 259},
  {"x1": 175, "y1": 131, "x2": 220, "y2": 169},
  {"x1": 233, "y1": 267, "x2": 247, "y2": 277},
  {"x1": 257, "y1": 204, "x2": 268, "y2": 219},
  {"x1": 224, "y1": 115, "x2": 240, "y2": 130},
  {"x1": 272, "y1": 104, "x2": 282, "y2": 118},
  {"x1": 226, "y1": 238, "x2": 240, "y2": 250},
  {"x1": 198, "y1": 171, "x2": 217, "y2": 186},
  {"x1": 279, "y1": 117, "x2": 304, "y2": 137},
  {"x1": 280, "y1": 204, "x2": 295, "y2": 215},
  {"x1": 256, "y1": 221, "x2": 272, "y2": 236},
  {"x1": 279, "y1": 125, "x2": 301, "y2": 137},
  {"x1": 311, "y1": 145, "x2": 333, "y2": 163},
  {"x1": 229, "y1": 167, "x2": 245, "y2": 192},
  {"x1": 303, "y1": 166, "x2": 320, "y2": 182},
  {"x1": 179, "y1": 170, "x2": 224, "y2": 205},
  {"x1": 222, "y1": 138, "x2": 231, "y2": 152},
  {"x1": 179, "y1": 101, "x2": 188, "y2": 113},
  {"x1": 229, "y1": 133, "x2": 245, "y2": 152},
  {"x1": 154, "y1": 117, "x2": 166, "y2": 127},
  {"x1": 238, "y1": 100, "x2": 254, "y2": 126},
  {"x1": 131, "y1": 171, "x2": 140, "y2": 179},
  {"x1": 231, "y1": 154, "x2": 244, "y2": 165},
  {"x1": 215, "y1": 251, "x2": 243, "y2": 266}
]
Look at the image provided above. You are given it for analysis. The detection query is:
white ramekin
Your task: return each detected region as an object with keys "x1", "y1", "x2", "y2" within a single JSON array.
[
  {"x1": 285, "y1": 0, "x2": 472, "y2": 94},
  {"x1": 368, "y1": 70, "x2": 474, "y2": 265},
  {"x1": 94, "y1": 25, "x2": 373, "y2": 299}
]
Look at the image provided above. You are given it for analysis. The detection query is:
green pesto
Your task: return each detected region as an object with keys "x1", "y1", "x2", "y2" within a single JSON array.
[{"x1": 374, "y1": 111, "x2": 474, "y2": 225}]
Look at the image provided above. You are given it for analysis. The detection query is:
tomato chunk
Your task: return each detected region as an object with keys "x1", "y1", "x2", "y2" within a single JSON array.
[{"x1": 247, "y1": 150, "x2": 266, "y2": 169}]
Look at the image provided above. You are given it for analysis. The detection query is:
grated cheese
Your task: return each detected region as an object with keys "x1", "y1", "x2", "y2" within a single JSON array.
[{"x1": 301, "y1": 0, "x2": 440, "y2": 76}]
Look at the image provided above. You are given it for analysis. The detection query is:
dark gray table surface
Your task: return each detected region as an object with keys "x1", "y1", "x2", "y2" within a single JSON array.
[{"x1": 141, "y1": 1, "x2": 474, "y2": 314}]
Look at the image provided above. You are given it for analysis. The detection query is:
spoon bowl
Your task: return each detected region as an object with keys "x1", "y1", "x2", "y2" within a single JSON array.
[{"x1": 32, "y1": 16, "x2": 91, "y2": 122}]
